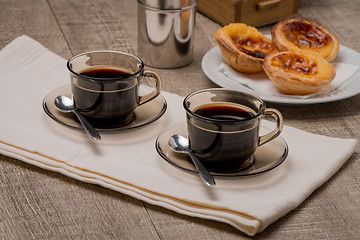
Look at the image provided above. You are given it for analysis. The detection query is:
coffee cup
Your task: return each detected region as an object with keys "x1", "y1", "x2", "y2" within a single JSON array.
[
  {"x1": 183, "y1": 88, "x2": 283, "y2": 173},
  {"x1": 67, "y1": 50, "x2": 162, "y2": 128}
]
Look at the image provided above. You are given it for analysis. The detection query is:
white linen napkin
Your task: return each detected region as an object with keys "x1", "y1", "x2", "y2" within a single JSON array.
[
  {"x1": 218, "y1": 60, "x2": 360, "y2": 99},
  {"x1": 0, "y1": 35, "x2": 357, "y2": 236}
]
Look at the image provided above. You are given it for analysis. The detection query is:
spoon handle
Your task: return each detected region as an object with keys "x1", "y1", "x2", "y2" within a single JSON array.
[
  {"x1": 73, "y1": 110, "x2": 101, "y2": 141},
  {"x1": 188, "y1": 151, "x2": 216, "y2": 186}
]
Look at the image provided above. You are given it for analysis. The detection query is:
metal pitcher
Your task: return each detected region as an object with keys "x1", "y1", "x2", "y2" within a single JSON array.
[{"x1": 137, "y1": 0, "x2": 196, "y2": 68}]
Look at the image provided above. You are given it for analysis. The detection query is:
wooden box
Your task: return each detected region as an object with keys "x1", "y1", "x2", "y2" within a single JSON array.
[{"x1": 196, "y1": 0, "x2": 298, "y2": 27}]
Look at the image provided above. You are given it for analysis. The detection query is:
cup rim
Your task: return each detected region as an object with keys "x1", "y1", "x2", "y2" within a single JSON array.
[
  {"x1": 67, "y1": 50, "x2": 144, "y2": 82},
  {"x1": 183, "y1": 88, "x2": 266, "y2": 122}
]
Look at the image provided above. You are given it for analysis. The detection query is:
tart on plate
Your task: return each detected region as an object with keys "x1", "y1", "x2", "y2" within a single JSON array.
[
  {"x1": 214, "y1": 23, "x2": 277, "y2": 73},
  {"x1": 271, "y1": 18, "x2": 339, "y2": 61},
  {"x1": 263, "y1": 51, "x2": 336, "y2": 95}
]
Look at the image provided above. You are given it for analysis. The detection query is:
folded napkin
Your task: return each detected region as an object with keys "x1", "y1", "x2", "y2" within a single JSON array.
[
  {"x1": 218, "y1": 59, "x2": 360, "y2": 99},
  {"x1": 0, "y1": 36, "x2": 357, "y2": 236}
]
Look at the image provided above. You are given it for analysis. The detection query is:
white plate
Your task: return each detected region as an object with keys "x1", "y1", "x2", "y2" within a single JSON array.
[{"x1": 202, "y1": 45, "x2": 360, "y2": 104}]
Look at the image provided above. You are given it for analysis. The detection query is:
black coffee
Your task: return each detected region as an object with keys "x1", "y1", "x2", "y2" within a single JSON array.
[
  {"x1": 79, "y1": 67, "x2": 132, "y2": 79},
  {"x1": 71, "y1": 67, "x2": 138, "y2": 128},
  {"x1": 194, "y1": 104, "x2": 254, "y2": 121},
  {"x1": 188, "y1": 103, "x2": 258, "y2": 172}
]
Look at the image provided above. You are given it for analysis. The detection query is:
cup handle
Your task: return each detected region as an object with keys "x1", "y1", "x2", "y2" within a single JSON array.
[
  {"x1": 258, "y1": 108, "x2": 283, "y2": 146},
  {"x1": 139, "y1": 70, "x2": 162, "y2": 105}
]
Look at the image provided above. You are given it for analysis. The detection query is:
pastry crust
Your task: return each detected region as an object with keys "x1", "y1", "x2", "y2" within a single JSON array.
[
  {"x1": 272, "y1": 17, "x2": 339, "y2": 61},
  {"x1": 214, "y1": 23, "x2": 277, "y2": 73},
  {"x1": 263, "y1": 51, "x2": 336, "y2": 95}
]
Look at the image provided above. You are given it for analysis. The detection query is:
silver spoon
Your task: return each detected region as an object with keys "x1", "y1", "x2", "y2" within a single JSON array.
[
  {"x1": 54, "y1": 95, "x2": 101, "y2": 141},
  {"x1": 169, "y1": 134, "x2": 215, "y2": 186}
]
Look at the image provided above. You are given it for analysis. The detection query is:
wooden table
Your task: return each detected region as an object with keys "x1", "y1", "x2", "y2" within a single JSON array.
[{"x1": 1, "y1": 0, "x2": 359, "y2": 239}]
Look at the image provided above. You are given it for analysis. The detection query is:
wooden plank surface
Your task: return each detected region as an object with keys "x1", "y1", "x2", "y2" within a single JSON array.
[{"x1": 0, "y1": 0, "x2": 359, "y2": 239}]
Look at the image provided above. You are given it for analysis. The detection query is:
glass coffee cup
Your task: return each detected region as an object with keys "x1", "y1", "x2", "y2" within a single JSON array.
[
  {"x1": 184, "y1": 88, "x2": 283, "y2": 173},
  {"x1": 67, "y1": 51, "x2": 162, "y2": 128}
]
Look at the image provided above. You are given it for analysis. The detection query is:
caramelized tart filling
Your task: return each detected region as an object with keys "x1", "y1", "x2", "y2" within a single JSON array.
[
  {"x1": 282, "y1": 21, "x2": 333, "y2": 49},
  {"x1": 232, "y1": 36, "x2": 277, "y2": 58},
  {"x1": 270, "y1": 52, "x2": 318, "y2": 76}
]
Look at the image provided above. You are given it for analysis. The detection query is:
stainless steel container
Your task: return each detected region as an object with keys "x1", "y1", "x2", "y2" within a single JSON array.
[{"x1": 137, "y1": 0, "x2": 196, "y2": 68}]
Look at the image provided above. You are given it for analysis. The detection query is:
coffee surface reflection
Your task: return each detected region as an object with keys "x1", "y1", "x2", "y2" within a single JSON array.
[{"x1": 80, "y1": 67, "x2": 132, "y2": 79}]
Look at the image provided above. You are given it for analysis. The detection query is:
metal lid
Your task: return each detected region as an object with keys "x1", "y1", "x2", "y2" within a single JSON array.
[{"x1": 137, "y1": 0, "x2": 196, "y2": 10}]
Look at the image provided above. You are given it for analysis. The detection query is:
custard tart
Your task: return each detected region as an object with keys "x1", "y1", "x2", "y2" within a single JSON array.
[
  {"x1": 214, "y1": 23, "x2": 277, "y2": 73},
  {"x1": 272, "y1": 18, "x2": 339, "y2": 61},
  {"x1": 263, "y1": 51, "x2": 336, "y2": 95}
]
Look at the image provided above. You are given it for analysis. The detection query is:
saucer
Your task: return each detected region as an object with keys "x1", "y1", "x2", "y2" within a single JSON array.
[
  {"x1": 43, "y1": 85, "x2": 167, "y2": 130},
  {"x1": 155, "y1": 123, "x2": 288, "y2": 177}
]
